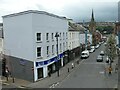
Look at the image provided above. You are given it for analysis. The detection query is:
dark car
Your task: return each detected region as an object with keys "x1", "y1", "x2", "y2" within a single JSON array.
[{"x1": 97, "y1": 55, "x2": 103, "y2": 62}]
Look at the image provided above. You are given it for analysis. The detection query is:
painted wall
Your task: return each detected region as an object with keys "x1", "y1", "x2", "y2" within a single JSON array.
[
  {"x1": 32, "y1": 13, "x2": 68, "y2": 62},
  {"x1": 68, "y1": 31, "x2": 80, "y2": 50},
  {"x1": 79, "y1": 33, "x2": 92, "y2": 45},
  {"x1": 3, "y1": 13, "x2": 34, "y2": 61},
  {"x1": 0, "y1": 38, "x2": 3, "y2": 53}
]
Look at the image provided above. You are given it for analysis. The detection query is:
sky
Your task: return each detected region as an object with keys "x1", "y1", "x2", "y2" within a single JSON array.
[{"x1": 0, "y1": 0, "x2": 119, "y2": 23}]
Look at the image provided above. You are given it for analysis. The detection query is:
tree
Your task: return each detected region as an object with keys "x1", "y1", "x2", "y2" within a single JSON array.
[{"x1": 105, "y1": 34, "x2": 117, "y2": 68}]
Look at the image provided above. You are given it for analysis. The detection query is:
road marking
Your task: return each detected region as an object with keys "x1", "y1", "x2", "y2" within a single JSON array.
[
  {"x1": 2, "y1": 82, "x2": 10, "y2": 85},
  {"x1": 18, "y1": 86, "x2": 26, "y2": 88},
  {"x1": 49, "y1": 82, "x2": 59, "y2": 88},
  {"x1": 99, "y1": 71, "x2": 104, "y2": 74}
]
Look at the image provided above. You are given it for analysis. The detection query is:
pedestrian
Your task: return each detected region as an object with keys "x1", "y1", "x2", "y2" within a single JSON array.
[
  {"x1": 115, "y1": 64, "x2": 118, "y2": 73},
  {"x1": 5, "y1": 67, "x2": 9, "y2": 81},
  {"x1": 108, "y1": 67, "x2": 112, "y2": 75},
  {"x1": 72, "y1": 63, "x2": 74, "y2": 69}
]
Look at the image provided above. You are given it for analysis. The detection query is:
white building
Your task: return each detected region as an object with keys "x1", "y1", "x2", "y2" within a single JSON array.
[
  {"x1": 67, "y1": 20, "x2": 81, "y2": 60},
  {"x1": 0, "y1": 23, "x2": 3, "y2": 54},
  {"x1": 3, "y1": 10, "x2": 68, "y2": 82},
  {"x1": 79, "y1": 32, "x2": 92, "y2": 45}
]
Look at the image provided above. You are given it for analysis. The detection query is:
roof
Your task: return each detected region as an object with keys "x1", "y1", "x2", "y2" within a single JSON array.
[
  {"x1": 68, "y1": 22, "x2": 84, "y2": 32},
  {"x1": 2, "y1": 10, "x2": 67, "y2": 20}
]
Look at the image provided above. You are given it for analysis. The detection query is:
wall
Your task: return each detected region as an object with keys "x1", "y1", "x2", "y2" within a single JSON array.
[
  {"x1": 5, "y1": 55, "x2": 34, "y2": 82},
  {"x1": 32, "y1": 13, "x2": 68, "y2": 62},
  {"x1": 3, "y1": 13, "x2": 34, "y2": 61}
]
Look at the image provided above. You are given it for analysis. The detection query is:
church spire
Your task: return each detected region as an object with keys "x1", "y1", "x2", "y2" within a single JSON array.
[{"x1": 91, "y1": 9, "x2": 94, "y2": 21}]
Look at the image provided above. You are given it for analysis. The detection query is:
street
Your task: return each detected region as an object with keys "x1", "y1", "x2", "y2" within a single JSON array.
[{"x1": 56, "y1": 44, "x2": 118, "y2": 88}]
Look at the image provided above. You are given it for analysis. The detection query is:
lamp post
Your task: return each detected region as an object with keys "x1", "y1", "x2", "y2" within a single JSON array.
[
  {"x1": 55, "y1": 32, "x2": 60, "y2": 77},
  {"x1": 85, "y1": 29, "x2": 88, "y2": 50}
]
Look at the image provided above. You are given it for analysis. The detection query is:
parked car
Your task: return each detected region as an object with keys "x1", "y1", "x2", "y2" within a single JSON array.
[
  {"x1": 81, "y1": 50, "x2": 89, "y2": 59},
  {"x1": 95, "y1": 44, "x2": 100, "y2": 49},
  {"x1": 96, "y1": 55, "x2": 103, "y2": 62},
  {"x1": 100, "y1": 51, "x2": 104, "y2": 56},
  {"x1": 106, "y1": 56, "x2": 109, "y2": 63},
  {"x1": 89, "y1": 48, "x2": 95, "y2": 53}
]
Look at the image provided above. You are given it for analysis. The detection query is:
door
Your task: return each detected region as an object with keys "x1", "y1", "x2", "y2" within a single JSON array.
[{"x1": 37, "y1": 68, "x2": 43, "y2": 79}]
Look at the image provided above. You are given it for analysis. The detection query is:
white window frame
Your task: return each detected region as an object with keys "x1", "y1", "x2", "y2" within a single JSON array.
[
  {"x1": 63, "y1": 32, "x2": 65, "y2": 40},
  {"x1": 46, "y1": 33, "x2": 49, "y2": 42},
  {"x1": 52, "y1": 33, "x2": 54, "y2": 41},
  {"x1": 60, "y1": 43, "x2": 62, "y2": 52},
  {"x1": 52, "y1": 45, "x2": 54, "y2": 55},
  {"x1": 36, "y1": 47, "x2": 42, "y2": 59},
  {"x1": 47, "y1": 46, "x2": 49, "y2": 57},
  {"x1": 36, "y1": 32, "x2": 42, "y2": 43}
]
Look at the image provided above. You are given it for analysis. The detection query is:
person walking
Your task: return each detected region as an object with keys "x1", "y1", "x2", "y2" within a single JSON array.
[
  {"x1": 71, "y1": 63, "x2": 74, "y2": 69},
  {"x1": 108, "y1": 67, "x2": 112, "y2": 75}
]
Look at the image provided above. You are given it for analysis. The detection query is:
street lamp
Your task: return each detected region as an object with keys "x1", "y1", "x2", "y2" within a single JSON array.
[
  {"x1": 85, "y1": 29, "x2": 88, "y2": 50},
  {"x1": 55, "y1": 32, "x2": 60, "y2": 77}
]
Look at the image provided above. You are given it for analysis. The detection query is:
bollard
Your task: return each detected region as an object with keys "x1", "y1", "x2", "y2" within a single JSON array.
[
  {"x1": 77, "y1": 61, "x2": 79, "y2": 64},
  {"x1": 68, "y1": 68, "x2": 69, "y2": 72},
  {"x1": 12, "y1": 77, "x2": 15, "y2": 83}
]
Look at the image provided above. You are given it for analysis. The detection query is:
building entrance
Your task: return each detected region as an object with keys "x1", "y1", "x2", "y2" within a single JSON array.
[{"x1": 37, "y1": 68, "x2": 43, "y2": 79}]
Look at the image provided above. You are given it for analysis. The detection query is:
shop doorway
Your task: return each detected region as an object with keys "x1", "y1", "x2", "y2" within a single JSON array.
[{"x1": 37, "y1": 68, "x2": 43, "y2": 79}]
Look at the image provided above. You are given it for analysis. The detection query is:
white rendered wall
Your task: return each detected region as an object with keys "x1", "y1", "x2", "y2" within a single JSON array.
[
  {"x1": 0, "y1": 38, "x2": 3, "y2": 53},
  {"x1": 3, "y1": 13, "x2": 34, "y2": 61},
  {"x1": 68, "y1": 31, "x2": 80, "y2": 50},
  {"x1": 32, "y1": 13, "x2": 68, "y2": 62},
  {"x1": 79, "y1": 34, "x2": 92, "y2": 45}
]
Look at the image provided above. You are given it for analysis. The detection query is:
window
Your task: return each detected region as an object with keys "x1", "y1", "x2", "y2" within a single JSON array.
[
  {"x1": 60, "y1": 43, "x2": 62, "y2": 52},
  {"x1": 36, "y1": 33, "x2": 41, "y2": 41},
  {"x1": 66, "y1": 32, "x2": 68, "y2": 39},
  {"x1": 47, "y1": 46, "x2": 49, "y2": 56},
  {"x1": 60, "y1": 33, "x2": 61, "y2": 40},
  {"x1": 46, "y1": 33, "x2": 49, "y2": 41},
  {"x1": 66, "y1": 42, "x2": 68, "y2": 49},
  {"x1": 63, "y1": 32, "x2": 64, "y2": 40},
  {"x1": 63, "y1": 43, "x2": 65, "y2": 51},
  {"x1": 37, "y1": 47, "x2": 41, "y2": 57},
  {"x1": 52, "y1": 33, "x2": 54, "y2": 40},
  {"x1": 52, "y1": 45, "x2": 54, "y2": 55}
]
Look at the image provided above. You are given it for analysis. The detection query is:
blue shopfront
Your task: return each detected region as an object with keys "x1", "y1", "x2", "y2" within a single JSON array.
[{"x1": 35, "y1": 53, "x2": 64, "y2": 81}]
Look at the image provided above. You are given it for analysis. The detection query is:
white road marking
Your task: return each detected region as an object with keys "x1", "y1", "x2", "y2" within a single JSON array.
[
  {"x1": 49, "y1": 82, "x2": 59, "y2": 88},
  {"x1": 99, "y1": 71, "x2": 104, "y2": 74}
]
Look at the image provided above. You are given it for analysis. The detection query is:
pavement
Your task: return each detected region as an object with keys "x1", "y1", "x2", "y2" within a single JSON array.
[{"x1": 1, "y1": 56, "x2": 82, "y2": 88}]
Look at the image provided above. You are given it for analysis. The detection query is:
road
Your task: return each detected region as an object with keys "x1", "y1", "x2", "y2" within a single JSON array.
[{"x1": 56, "y1": 44, "x2": 118, "y2": 88}]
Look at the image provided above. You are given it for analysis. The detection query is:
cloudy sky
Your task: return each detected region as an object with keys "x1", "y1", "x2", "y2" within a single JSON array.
[{"x1": 0, "y1": 0, "x2": 119, "y2": 23}]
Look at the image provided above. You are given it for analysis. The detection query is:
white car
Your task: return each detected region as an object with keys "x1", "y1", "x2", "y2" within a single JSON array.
[
  {"x1": 100, "y1": 51, "x2": 104, "y2": 56},
  {"x1": 95, "y1": 44, "x2": 100, "y2": 49},
  {"x1": 89, "y1": 48, "x2": 95, "y2": 53},
  {"x1": 81, "y1": 50, "x2": 89, "y2": 59}
]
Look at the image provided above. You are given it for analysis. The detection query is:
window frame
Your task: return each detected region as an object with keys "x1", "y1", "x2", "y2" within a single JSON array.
[
  {"x1": 36, "y1": 47, "x2": 42, "y2": 58},
  {"x1": 36, "y1": 32, "x2": 42, "y2": 43}
]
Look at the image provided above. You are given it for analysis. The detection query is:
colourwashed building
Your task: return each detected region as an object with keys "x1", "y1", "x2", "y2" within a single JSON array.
[
  {"x1": 118, "y1": 1, "x2": 120, "y2": 48},
  {"x1": 3, "y1": 10, "x2": 68, "y2": 82},
  {"x1": 118, "y1": 1, "x2": 120, "y2": 22}
]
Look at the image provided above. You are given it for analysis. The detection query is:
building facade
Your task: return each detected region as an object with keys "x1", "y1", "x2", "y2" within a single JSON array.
[
  {"x1": 118, "y1": 1, "x2": 120, "y2": 22},
  {"x1": 0, "y1": 23, "x2": 3, "y2": 53},
  {"x1": 3, "y1": 10, "x2": 68, "y2": 82},
  {"x1": 67, "y1": 20, "x2": 81, "y2": 61}
]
